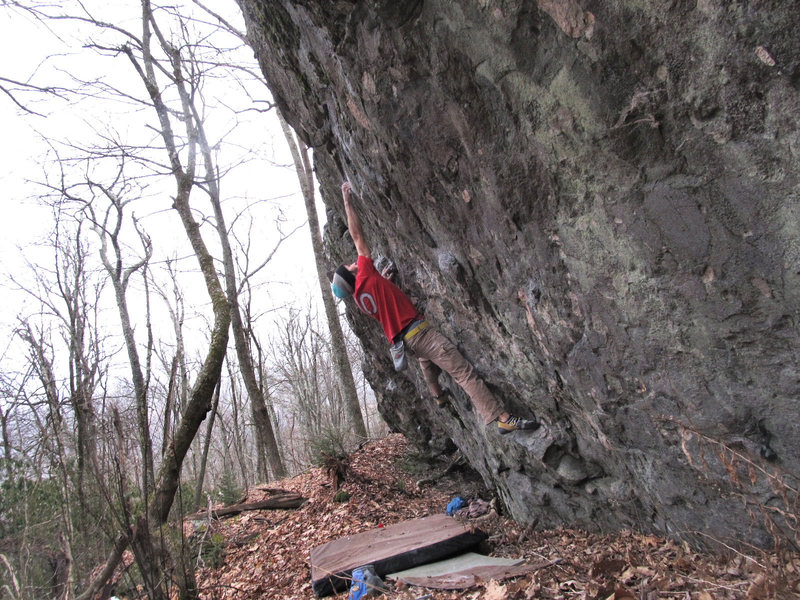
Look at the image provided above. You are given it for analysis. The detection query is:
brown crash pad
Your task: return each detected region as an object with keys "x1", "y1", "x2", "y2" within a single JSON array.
[{"x1": 309, "y1": 514, "x2": 487, "y2": 596}]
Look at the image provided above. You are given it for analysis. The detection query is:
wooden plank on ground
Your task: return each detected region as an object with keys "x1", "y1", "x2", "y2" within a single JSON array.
[{"x1": 309, "y1": 514, "x2": 487, "y2": 597}]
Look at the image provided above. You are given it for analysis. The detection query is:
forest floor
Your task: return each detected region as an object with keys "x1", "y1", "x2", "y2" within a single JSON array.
[{"x1": 192, "y1": 434, "x2": 798, "y2": 600}]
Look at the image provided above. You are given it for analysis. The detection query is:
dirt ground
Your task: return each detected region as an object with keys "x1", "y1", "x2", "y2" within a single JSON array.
[{"x1": 191, "y1": 434, "x2": 799, "y2": 599}]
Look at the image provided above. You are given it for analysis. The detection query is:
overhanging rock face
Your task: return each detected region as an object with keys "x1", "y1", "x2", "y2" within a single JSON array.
[{"x1": 238, "y1": 0, "x2": 800, "y2": 548}]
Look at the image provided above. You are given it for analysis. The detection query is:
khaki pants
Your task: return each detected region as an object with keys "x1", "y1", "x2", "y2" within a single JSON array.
[{"x1": 405, "y1": 326, "x2": 504, "y2": 425}]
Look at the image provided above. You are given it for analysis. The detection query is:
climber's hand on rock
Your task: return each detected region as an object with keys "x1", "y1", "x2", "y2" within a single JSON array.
[{"x1": 381, "y1": 265, "x2": 396, "y2": 280}]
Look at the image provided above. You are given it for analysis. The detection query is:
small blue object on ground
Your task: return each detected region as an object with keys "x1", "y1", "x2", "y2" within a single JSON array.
[
  {"x1": 348, "y1": 568, "x2": 369, "y2": 600},
  {"x1": 349, "y1": 565, "x2": 384, "y2": 599},
  {"x1": 446, "y1": 496, "x2": 467, "y2": 516}
]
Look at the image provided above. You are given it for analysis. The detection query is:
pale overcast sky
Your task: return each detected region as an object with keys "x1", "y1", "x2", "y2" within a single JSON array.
[{"x1": 0, "y1": 1, "x2": 329, "y2": 369}]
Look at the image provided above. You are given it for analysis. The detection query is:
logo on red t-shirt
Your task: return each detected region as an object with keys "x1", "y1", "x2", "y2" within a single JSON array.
[{"x1": 357, "y1": 293, "x2": 378, "y2": 315}]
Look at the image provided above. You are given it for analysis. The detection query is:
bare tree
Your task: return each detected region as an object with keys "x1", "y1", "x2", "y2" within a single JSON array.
[
  {"x1": 277, "y1": 112, "x2": 368, "y2": 441},
  {"x1": 239, "y1": 272, "x2": 286, "y2": 481},
  {"x1": 2, "y1": 209, "x2": 127, "y2": 599},
  {"x1": 190, "y1": 0, "x2": 349, "y2": 466},
  {"x1": 224, "y1": 357, "x2": 253, "y2": 489},
  {"x1": 269, "y1": 308, "x2": 354, "y2": 468},
  {"x1": 193, "y1": 374, "x2": 221, "y2": 509},
  {"x1": 79, "y1": 180, "x2": 156, "y2": 497},
  {"x1": 10, "y1": 218, "x2": 106, "y2": 500},
  {"x1": 15, "y1": 322, "x2": 77, "y2": 600},
  {"x1": 3, "y1": 1, "x2": 315, "y2": 595},
  {"x1": 272, "y1": 311, "x2": 324, "y2": 443},
  {"x1": 67, "y1": 1, "x2": 235, "y2": 596},
  {"x1": 198, "y1": 119, "x2": 287, "y2": 481},
  {"x1": 56, "y1": 224, "x2": 103, "y2": 504},
  {"x1": 120, "y1": 0, "x2": 290, "y2": 488},
  {"x1": 177, "y1": 0, "x2": 295, "y2": 483}
]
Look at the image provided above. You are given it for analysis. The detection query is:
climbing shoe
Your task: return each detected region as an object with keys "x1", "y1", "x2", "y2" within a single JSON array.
[
  {"x1": 497, "y1": 415, "x2": 539, "y2": 434},
  {"x1": 434, "y1": 389, "x2": 451, "y2": 408}
]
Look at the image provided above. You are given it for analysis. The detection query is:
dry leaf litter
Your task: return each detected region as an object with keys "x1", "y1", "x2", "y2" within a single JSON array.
[{"x1": 189, "y1": 434, "x2": 799, "y2": 600}]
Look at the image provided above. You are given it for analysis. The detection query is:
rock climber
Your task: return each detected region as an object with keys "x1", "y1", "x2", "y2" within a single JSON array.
[{"x1": 332, "y1": 181, "x2": 538, "y2": 434}]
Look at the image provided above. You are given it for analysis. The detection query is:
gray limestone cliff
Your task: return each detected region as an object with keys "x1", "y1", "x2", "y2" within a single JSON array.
[{"x1": 237, "y1": 0, "x2": 800, "y2": 548}]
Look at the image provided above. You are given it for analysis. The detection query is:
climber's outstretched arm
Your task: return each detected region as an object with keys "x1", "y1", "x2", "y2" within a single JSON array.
[{"x1": 342, "y1": 182, "x2": 370, "y2": 258}]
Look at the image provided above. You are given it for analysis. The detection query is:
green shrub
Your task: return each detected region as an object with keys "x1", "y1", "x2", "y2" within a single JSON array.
[
  {"x1": 0, "y1": 475, "x2": 63, "y2": 540},
  {"x1": 309, "y1": 428, "x2": 349, "y2": 467},
  {"x1": 217, "y1": 470, "x2": 241, "y2": 506},
  {"x1": 198, "y1": 531, "x2": 227, "y2": 569}
]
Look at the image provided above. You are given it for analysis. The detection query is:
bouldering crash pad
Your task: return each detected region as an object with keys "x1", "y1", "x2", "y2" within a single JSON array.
[
  {"x1": 388, "y1": 552, "x2": 554, "y2": 590},
  {"x1": 387, "y1": 552, "x2": 522, "y2": 578},
  {"x1": 309, "y1": 514, "x2": 487, "y2": 596}
]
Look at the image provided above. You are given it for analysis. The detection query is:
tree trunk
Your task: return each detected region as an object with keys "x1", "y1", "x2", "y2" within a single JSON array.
[
  {"x1": 128, "y1": 514, "x2": 166, "y2": 600},
  {"x1": 194, "y1": 377, "x2": 222, "y2": 509},
  {"x1": 226, "y1": 361, "x2": 251, "y2": 489},
  {"x1": 87, "y1": 190, "x2": 156, "y2": 496},
  {"x1": 203, "y1": 165, "x2": 287, "y2": 480},
  {"x1": 75, "y1": 532, "x2": 129, "y2": 600},
  {"x1": 106, "y1": 242, "x2": 154, "y2": 495},
  {"x1": 245, "y1": 298, "x2": 282, "y2": 481},
  {"x1": 151, "y1": 187, "x2": 231, "y2": 525},
  {"x1": 252, "y1": 330, "x2": 285, "y2": 481},
  {"x1": 61, "y1": 229, "x2": 99, "y2": 504},
  {"x1": 277, "y1": 111, "x2": 368, "y2": 440},
  {"x1": 162, "y1": 355, "x2": 179, "y2": 459},
  {"x1": 0, "y1": 402, "x2": 11, "y2": 480},
  {"x1": 229, "y1": 298, "x2": 286, "y2": 479}
]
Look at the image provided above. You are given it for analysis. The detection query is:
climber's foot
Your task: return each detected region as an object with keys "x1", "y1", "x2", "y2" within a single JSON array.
[
  {"x1": 497, "y1": 414, "x2": 539, "y2": 434},
  {"x1": 434, "y1": 389, "x2": 451, "y2": 408}
]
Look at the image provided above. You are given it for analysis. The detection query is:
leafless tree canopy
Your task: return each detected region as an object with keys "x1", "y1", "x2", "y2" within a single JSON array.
[{"x1": 0, "y1": 2, "x2": 385, "y2": 599}]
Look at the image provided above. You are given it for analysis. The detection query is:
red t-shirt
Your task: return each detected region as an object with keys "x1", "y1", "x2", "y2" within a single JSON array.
[{"x1": 354, "y1": 256, "x2": 420, "y2": 341}]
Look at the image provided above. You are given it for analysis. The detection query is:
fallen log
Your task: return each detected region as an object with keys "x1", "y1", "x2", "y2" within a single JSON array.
[
  {"x1": 187, "y1": 493, "x2": 306, "y2": 520},
  {"x1": 254, "y1": 486, "x2": 294, "y2": 495}
]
